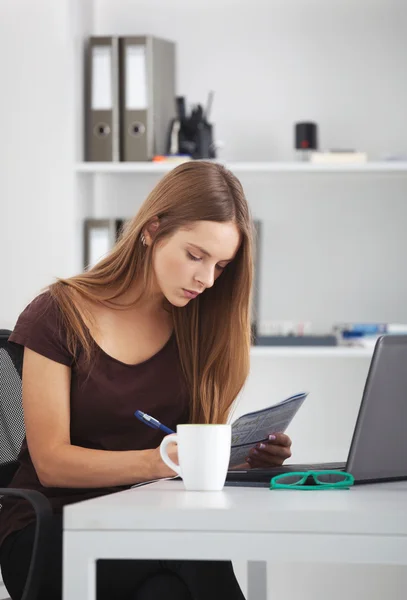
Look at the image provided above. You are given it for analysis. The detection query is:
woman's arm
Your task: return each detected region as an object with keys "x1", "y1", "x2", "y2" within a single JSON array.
[{"x1": 22, "y1": 348, "x2": 174, "y2": 488}]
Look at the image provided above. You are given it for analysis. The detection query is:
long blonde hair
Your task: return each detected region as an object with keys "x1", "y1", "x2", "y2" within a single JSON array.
[{"x1": 49, "y1": 161, "x2": 254, "y2": 424}]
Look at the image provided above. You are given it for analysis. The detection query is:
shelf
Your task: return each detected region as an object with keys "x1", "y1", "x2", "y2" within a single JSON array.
[
  {"x1": 250, "y1": 346, "x2": 374, "y2": 358},
  {"x1": 75, "y1": 161, "x2": 407, "y2": 175}
]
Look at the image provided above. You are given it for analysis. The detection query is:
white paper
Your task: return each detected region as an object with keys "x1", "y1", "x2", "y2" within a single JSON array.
[
  {"x1": 125, "y1": 44, "x2": 148, "y2": 110},
  {"x1": 91, "y1": 46, "x2": 112, "y2": 110},
  {"x1": 229, "y1": 392, "x2": 308, "y2": 467}
]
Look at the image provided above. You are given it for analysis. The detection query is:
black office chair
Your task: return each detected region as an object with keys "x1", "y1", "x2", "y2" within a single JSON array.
[{"x1": 0, "y1": 330, "x2": 52, "y2": 600}]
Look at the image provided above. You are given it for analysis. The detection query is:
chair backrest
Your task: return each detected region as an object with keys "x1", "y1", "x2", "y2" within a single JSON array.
[{"x1": 0, "y1": 330, "x2": 25, "y2": 486}]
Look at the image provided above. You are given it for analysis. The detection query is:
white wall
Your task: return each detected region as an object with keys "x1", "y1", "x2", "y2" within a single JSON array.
[
  {"x1": 0, "y1": 0, "x2": 93, "y2": 329},
  {"x1": 0, "y1": 1, "x2": 70, "y2": 327}
]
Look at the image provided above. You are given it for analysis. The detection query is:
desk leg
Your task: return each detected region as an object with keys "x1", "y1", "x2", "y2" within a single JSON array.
[
  {"x1": 63, "y1": 532, "x2": 96, "y2": 600},
  {"x1": 247, "y1": 561, "x2": 267, "y2": 600}
]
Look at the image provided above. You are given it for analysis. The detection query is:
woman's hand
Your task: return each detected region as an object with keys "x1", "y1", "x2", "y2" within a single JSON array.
[
  {"x1": 151, "y1": 441, "x2": 179, "y2": 479},
  {"x1": 246, "y1": 433, "x2": 292, "y2": 468}
]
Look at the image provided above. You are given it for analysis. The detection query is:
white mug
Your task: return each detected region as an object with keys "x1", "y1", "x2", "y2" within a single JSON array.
[{"x1": 159, "y1": 424, "x2": 231, "y2": 491}]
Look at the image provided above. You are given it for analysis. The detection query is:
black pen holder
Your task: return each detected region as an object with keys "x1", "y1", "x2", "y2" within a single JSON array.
[{"x1": 167, "y1": 118, "x2": 216, "y2": 159}]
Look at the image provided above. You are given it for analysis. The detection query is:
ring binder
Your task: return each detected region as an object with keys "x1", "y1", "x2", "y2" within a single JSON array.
[
  {"x1": 119, "y1": 36, "x2": 176, "y2": 161},
  {"x1": 85, "y1": 37, "x2": 120, "y2": 162}
]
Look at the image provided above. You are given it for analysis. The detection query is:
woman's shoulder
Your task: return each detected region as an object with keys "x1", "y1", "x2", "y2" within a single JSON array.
[
  {"x1": 13, "y1": 289, "x2": 66, "y2": 329},
  {"x1": 20, "y1": 289, "x2": 57, "y2": 313},
  {"x1": 8, "y1": 289, "x2": 74, "y2": 366}
]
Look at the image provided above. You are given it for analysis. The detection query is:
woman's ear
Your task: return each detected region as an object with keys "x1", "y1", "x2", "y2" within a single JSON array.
[{"x1": 143, "y1": 217, "x2": 160, "y2": 246}]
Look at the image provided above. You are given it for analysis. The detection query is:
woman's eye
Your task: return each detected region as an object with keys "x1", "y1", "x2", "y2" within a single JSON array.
[
  {"x1": 216, "y1": 264, "x2": 226, "y2": 271},
  {"x1": 187, "y1": 251, "x2": 201, "y2": 262}
]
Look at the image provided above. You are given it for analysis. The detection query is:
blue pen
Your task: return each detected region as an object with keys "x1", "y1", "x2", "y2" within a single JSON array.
[{"x1": 134, "y1": 410, "x2": 175, "y2": 435}]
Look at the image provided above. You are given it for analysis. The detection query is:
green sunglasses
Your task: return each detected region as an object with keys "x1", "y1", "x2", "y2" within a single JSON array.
[{"x1": 270, "y1": 470, "x2": 355, "y2": 490}]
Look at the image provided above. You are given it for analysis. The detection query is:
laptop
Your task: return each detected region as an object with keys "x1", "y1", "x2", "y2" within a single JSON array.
[{"x1": 226, "y1": 334, "x2": 407, "y2": 487}]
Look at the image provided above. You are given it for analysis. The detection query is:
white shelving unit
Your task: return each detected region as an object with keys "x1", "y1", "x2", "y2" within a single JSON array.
[{"x1": 76, "y1": 161, "x2": 407, "y2": 175}]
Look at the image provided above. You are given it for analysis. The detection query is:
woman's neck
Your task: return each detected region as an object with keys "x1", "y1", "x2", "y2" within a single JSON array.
[{"x1": 104, "y1": 278, "x2": 168, "y2": 319}]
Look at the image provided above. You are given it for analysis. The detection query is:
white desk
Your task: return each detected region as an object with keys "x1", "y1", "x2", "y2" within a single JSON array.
[{"x1": 63, "y1": 480, "x2": 407, "y2": 600}]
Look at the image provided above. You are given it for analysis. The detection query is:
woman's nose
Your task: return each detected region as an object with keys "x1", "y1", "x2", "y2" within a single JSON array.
[{"x1": 196, "y1": 265, "x2": 215, "y2": 289}]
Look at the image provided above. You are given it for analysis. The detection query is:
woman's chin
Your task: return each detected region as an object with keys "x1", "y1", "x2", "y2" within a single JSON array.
[{"x1": 165, "y1": 291, "x2": 191, "y2": 307}]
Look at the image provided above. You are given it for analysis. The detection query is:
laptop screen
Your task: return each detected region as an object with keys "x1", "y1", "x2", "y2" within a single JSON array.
[{"x1": 347, "y1": 335, "x2": 407, "y2": 482}]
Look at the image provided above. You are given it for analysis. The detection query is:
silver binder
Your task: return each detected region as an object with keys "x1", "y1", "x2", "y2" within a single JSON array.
[
  {"x1": 85, "y1": 37, "x2": 120, "y2": 162},
  {"x1": 119, "y1": 36, "x2": 176, "y2": 161},
  {"x1": 84, "y1": 219, "x2": 124, "y2": 268}
]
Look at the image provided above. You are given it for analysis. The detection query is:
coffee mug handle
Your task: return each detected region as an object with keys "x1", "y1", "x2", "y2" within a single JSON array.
[{"x1": 159, "y1": 434, "x2": 181, "y2": 476}]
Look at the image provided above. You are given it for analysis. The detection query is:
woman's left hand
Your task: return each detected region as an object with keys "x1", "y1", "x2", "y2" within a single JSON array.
[{"x1": 246, "y1": 433, "x2": 292, "y2": 468}]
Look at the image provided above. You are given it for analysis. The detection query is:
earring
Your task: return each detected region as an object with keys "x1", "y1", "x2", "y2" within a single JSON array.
[{"x1": 140, "y1": 233, "x2": 147, "y2": 246}]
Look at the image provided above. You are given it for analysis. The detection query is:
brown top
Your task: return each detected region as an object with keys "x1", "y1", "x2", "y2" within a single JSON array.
[{"x1": 0, "y1": 292, "x2": 189, "y2": 547}]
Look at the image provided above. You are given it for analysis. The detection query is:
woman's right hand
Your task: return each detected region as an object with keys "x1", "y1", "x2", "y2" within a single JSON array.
[{"x1": 151, "y1": 441, "x2": 179, "y2": 478}]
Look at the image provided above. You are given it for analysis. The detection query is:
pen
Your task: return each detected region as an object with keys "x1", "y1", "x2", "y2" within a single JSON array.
[{"x1": 134, "y1": 410, "x2": 175, "y2": 435}]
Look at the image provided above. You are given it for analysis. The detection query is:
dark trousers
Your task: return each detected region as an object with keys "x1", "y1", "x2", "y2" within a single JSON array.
[{"x1": 0, "y1": 516, "x2": 245, "y2": 600}]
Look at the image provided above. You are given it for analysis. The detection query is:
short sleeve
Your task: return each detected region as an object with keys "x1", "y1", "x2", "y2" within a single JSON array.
[{"x1": 8, "y1": 292, "x2": 74, "y2": 367}]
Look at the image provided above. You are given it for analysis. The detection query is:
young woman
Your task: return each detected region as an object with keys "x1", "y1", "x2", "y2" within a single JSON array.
[{"x1": 0, "y1": 161, "x2": 292, "y2": 600}]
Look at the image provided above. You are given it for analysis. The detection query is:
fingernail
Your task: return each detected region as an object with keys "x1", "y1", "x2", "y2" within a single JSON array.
[
  {"x1": 259, "y1": 443, "x2": 266, "y2": 449},
  {"x1": 246, "y1": 457, "x2": 251, "y2": 463},
  {"x1": 268, "y1": 434, "x2": 276, "y2": 441},
  {"x1": 253, "y1": 449, "x2": 258, "y2": 455}
]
